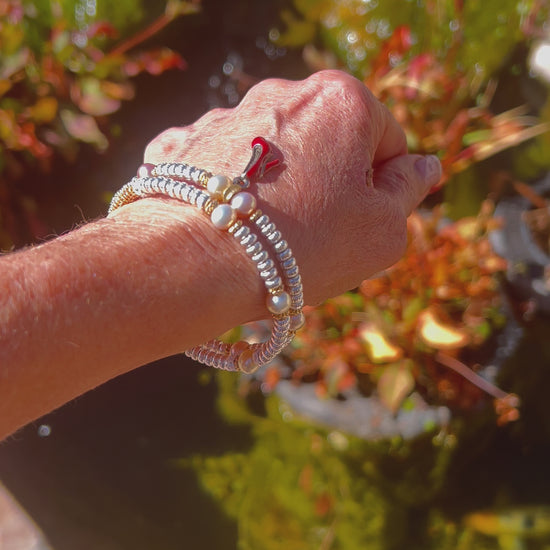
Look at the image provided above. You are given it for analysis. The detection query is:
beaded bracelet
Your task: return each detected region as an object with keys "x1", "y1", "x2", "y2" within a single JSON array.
[{"x1": 108, "y1": 137, "x2": 304, "y2": 374}]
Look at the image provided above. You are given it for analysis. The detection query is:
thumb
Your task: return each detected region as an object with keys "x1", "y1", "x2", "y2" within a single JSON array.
[{"x1": 373, "y1": 154, "x2": 442, "y2": 215}]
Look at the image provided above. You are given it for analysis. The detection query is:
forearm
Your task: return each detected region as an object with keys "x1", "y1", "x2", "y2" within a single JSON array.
[{"x1": 0, "y1": 198, "x2": 263, "y2": 439}]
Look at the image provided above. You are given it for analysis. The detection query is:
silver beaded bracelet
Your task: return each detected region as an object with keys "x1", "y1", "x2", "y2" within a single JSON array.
[{"x1": 108, "y1": 137, "x2": 304, "y2": 374}]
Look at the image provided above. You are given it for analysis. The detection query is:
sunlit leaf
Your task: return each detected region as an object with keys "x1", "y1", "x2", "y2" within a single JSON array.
[
  {"x1": 377, "y1": 361, "x2": 415, "y2": 413},
  {"x1": 123, "y1": 48, "x2": 186, "y2": 77},
  {"x1": 60, "y1": 109, "x2": 108, "y2": 150},
  {"x1": 0, "y1": 80, "x2": 12, "y2": 97},
  {"x1": 72, "y1": 77, "x2": 121, "y2": 116},
  {"x1": 26, "y1": 97, "x2": 58, "y2": 123},
  {"x1": 359, "y1": 323, "x2": 403, "y2": 363},
  {"x1": 276, "y1": 10, "x2": 317, "y2": 47},
  {"x1": 0, "y1": 48, "x2": 29, "y2": 79},
  {"x1": 165, "y1": 0, "x2": 201, "y2": 19},
  {"x1": 86, "y1": 22, "x2": 119, "y2": 40},
  {"x1": 418, "y1": 309, "x2": 469, "y2": 350}
]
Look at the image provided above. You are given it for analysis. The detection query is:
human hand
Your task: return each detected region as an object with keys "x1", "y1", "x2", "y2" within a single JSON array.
[
  {"x1": 142, "y1": 70, "x2": 441, "y2": 308},
  {"x1": 0, "y1": 71, "x2": 443, "y2": 435}
]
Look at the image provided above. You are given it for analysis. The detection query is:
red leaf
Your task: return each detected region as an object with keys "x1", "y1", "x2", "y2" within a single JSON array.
[{"x1": 87, "y1": 22, "x2": 119, "y2": 40}]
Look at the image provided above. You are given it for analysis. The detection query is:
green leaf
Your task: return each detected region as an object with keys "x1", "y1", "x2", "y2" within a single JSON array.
[
  {"x1": 377, "y1": 361, "x2": 415, "y2": 414},
  {"x1": 60, "y1": 109, "x2": 108, "y2": 150}
]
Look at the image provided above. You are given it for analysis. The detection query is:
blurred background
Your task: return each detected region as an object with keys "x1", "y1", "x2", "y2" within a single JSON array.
[{"x1": 1, "y1": 0, "x2": 550, "y2": 548}]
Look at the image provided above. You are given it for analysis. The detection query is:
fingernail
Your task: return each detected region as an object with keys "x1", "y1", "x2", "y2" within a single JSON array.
[{"x1": 415, "y1": 155, "x2": 442, "y2": 190}]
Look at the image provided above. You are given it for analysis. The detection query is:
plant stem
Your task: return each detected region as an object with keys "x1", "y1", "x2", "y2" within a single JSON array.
[
  {"x1": 107, "y1": 10, "x2": 176, "y2": 58},
  {"x1": 435, "y1": 351, "x2": 509, "y2": 399}
]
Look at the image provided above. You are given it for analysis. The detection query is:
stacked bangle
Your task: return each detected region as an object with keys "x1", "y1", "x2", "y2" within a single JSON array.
[{"x1": 108, "y1": 137, "x2": 304, "y2": 374}]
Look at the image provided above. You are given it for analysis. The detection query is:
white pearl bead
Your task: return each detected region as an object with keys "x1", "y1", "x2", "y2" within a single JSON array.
[
  {"x1": 290, "y1": 312, "x2": 306, "y2": 331},
  {"x1": 211, "y1": 204, "x2": 236, "y2": 230},
  {"x1": 237, "y1": 348, "x2": 260, "y2": 374},
  {"x1": 266, "y1": 291, "x2": 291, "y2": 315},
  {"x1": 207, "y1": 175, "x2": 231, "y2": 197},
  {"x1": 231, "y1": 192, "x2": 256, "y2": 216},
  {"x1": 230, "y1": 340, "x2": 250, "y2": 360},
  {"x1": 137, "y1": 163, "x2": 155, "y2": 177}
]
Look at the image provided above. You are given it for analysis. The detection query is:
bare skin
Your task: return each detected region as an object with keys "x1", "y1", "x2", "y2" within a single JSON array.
[{"x1": 0, "y1": 70, "x2": 441, "y2": 439}]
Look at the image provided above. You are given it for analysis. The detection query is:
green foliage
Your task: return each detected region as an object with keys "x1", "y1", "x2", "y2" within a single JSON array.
[
  {"x1": 0, "y1": 0, "x2": 198, "y2": 247},
  {"x1": 277, "y1": 0, "x2": 549, "y2": 184},
  {"x1": 280, "y1": 0, "x2": 545, "y2": 79},
  {"x1": 262, "y1": 0, "x2": 546, "y2": 426},
  {"x1": 186, "y1": 375, "x2": 460, "y2": 550},
  {"x1": 283, "y1": 203, "x2": 518, "y2": 423}
]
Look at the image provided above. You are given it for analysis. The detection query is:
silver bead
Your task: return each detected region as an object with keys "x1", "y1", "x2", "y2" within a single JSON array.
[
  {"x1": 264, "y1": 276, "x2": 283, "y2": 291},
  {"x1": 178, "y1": 185, "x2": 191, "y2": 202},
  {"x1": 287, "y1": 274, "x2": 301, "y2": 287},
  {"x1": 285, "y1": 265, "x2": 300, "y2": 279},
  {"x1": 289, "y1": 312, "x2": 306, "y2": 331},
  {"x1": 195, "y1": 193, "x2": 208, "y2": 209},
  {"x1": 246, "y1": 242, "x2": 262, "y2": 256},
  {"x1": 255, "y1": 214, "x2": 270, "y2": 226},
  {"x1": 274, "y1": 240, "x2": 289, "y2": 254},
  {"x1": 240, "y1": 233, "x2": 257, "y2": 247},
  {"x1": 260, "y1": 267, "x2": 278, "y2": 280},
  {"x1": 234, "y1": 225, "x2": 250, "y2": 239},
  {"x1": 257, "y1": 259, "x2": 274, "y2": 272},
  {"x1": 267, "y1": 230, "x2": 282, "y2": 243},
  {"x1": 281, "y1": 257, "x2": 296, "y2": 269},
  {"x1": 260, "y1": 222, "x2": 276, "y2": 236},
  {"x1": 252, "y1": 250, "x2": 268, "y2": 264}
]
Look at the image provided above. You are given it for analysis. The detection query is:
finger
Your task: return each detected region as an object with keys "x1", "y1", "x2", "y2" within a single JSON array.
[
  {"x1": 372, "y1": 102, "x2": 408, "y2": 166},
  {"x1": 374, "y1": 154, "x2": 442, "y2": 215}
]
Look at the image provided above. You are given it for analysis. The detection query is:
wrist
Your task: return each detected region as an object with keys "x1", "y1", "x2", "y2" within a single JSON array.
[{"x1": 107, "y1": 197, "x2": 267, "y2": 350}]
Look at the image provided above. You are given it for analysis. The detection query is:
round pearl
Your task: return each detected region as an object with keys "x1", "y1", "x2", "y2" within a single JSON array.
[
  {"x1": 230, "y1": 340, "x2": 250, "y2": 360},
  {"x1": 231, "y1": 192, "x2": 256, "y2": 216},
  {"x1": 211, "y1": 204, "x2": 236, "y2": 230},
  {"x1": 137, "y1": 163, "x2": 155, "y2": 177},
  {"x1": 289, "y1": 312, "x2": 306, "y2": 331},
  {"x1": 207, "y1": 175, "x2": 231, "y2": 197},
  {"x1": 266, "y1": 291, "x2": 291, "y2": 315},
  {"x1": 238, "y1": 348, "x2": 260, "y2": 374}
]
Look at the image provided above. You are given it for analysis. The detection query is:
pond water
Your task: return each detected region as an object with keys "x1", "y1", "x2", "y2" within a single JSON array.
[{"x1": 1, "y1": 1, "x2": 550, "y2": 549}]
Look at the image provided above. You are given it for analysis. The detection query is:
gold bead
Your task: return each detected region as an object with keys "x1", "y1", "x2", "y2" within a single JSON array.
[
  {"x1": 203, "y1": 198, "x2": 218, "y2": 215},
  {"x1": 249, "y1": 209, "x2": 262, "y2": 222},
  {"x1": 228, "y1": 219, "x2": 243, "y2": 234},
  {"x1": 222, "y1": 184, "x2": 243, "y2": 202},
  {"x1": 198, "y1": 171, "x2": 211, "y2": 187}
]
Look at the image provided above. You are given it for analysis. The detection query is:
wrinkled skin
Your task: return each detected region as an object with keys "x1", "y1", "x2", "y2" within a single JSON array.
[
  {"x1": 0, "y1": 70, "x2": 441, "y2": 439},
  {"x1": 142, "y1": 70, "x2": 441, "y2": 305}
]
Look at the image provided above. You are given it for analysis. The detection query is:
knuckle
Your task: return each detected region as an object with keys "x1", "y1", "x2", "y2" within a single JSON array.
[
  {"x1": 238, "y1": 77, "x2": 291, "y2": 107},
  {"x1": 319, "y1": 70, "x2": 375, "y2": 117},
  {"x1": 143, "y1": 127, "x2": 191, "y2": 163},
  {"x1": 191, "y1": 107, "x2": 229, "y2": 129}
]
